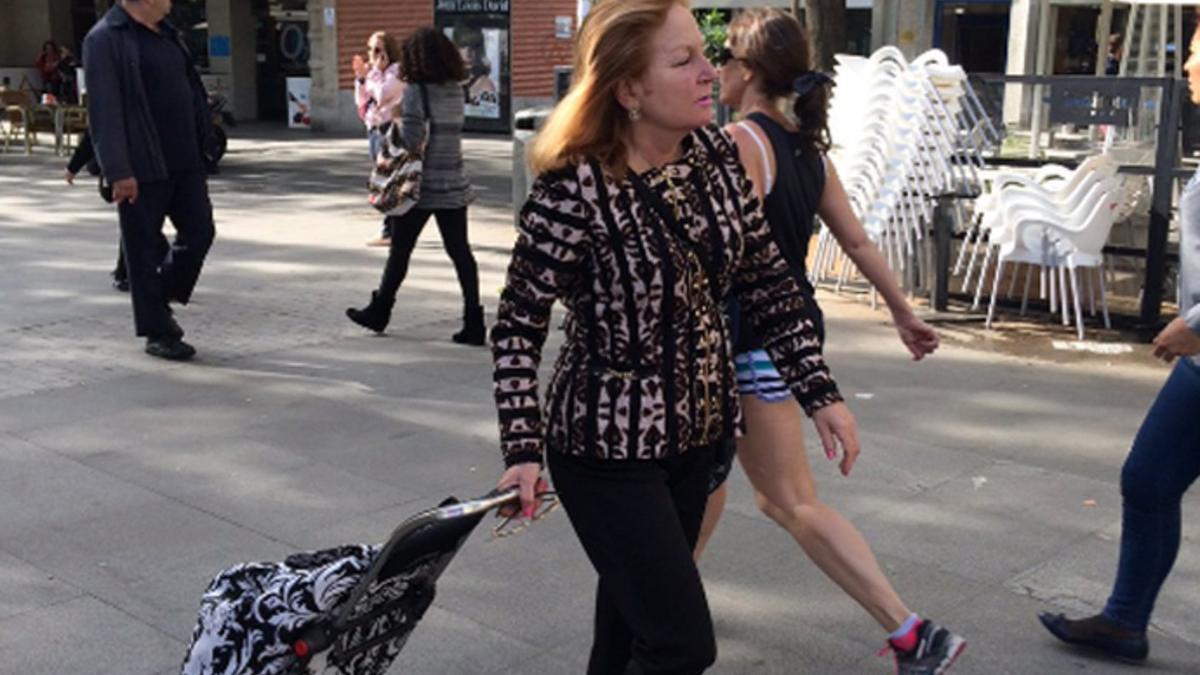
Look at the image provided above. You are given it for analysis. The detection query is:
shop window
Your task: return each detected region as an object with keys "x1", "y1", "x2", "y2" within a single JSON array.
[
  {"x1": 254, "y1": 1, "x2": 311, "y2": 122},
  {"x1": 937, "y1": 1, "x2": 1010, "y2": 73}
]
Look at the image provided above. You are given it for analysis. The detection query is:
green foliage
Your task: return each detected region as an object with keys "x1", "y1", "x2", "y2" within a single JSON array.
[{"x1": 697, "y1": 9, "x2": 728, "y2": 63}]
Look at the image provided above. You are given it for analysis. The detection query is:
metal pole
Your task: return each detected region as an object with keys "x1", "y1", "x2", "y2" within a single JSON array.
[
  {"x1": 1157, "y1": 5, "x2": 1168, "y2": 77},
  {"x1": 1140, "y1": 77, "x2": 1182, "y2": 334},
  {"x1": 1090, "y1": 0, "x2": 1114, "y2": 144},
  {"x1": 1094, "y1": 0, "x2": 1113, "y2": 78},
  {"x1": 934, "y1": 196, "x2": 953, "y2": 312},
  {"x1": 1138, "y1": 4, "x2": 1153, "y2": 75},
  {"x1": 1175, "y1": 3, "x2": 1183, "y2": 78}
]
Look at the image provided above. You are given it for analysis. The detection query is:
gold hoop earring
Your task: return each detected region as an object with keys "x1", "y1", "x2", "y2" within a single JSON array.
[{"x1": 629, "y1": 106, "x2": 642, "y2": 122}]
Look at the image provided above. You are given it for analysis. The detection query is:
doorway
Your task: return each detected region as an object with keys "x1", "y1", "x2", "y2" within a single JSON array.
[{"x1": 254, "y1": 0, "x2": 310, "y2": 123}]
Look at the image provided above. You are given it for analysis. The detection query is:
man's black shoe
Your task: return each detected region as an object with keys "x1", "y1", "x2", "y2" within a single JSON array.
[
  {"x1": 1038, "y1": 612, "x2": 1149, "y2": 663},
  {"x1": 145, "y1": 336, "x2": 196, "y2": 361},
  {"x1": 112, "y1": 277, "x2": 130, "y2": 292},
  {"x1": 166, "y1": 315, "x2": 184, "y2": 340},
  {"x1": 160, "y1": 303, "x2": 185, "y2": 340}
]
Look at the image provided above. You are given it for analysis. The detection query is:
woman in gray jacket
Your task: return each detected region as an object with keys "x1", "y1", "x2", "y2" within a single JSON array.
[{"x1": 347, "y1": 28, "x2": 484, "y2": 345}]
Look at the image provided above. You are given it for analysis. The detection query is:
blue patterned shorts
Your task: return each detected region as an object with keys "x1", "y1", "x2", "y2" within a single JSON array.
[{"x1": 734, "y1": 349, "x2": 791, "y2": 403}]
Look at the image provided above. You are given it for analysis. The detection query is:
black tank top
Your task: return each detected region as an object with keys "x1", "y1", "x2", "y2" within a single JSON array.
[{"x1": 728, "y1": 112, "x2": 827, "y2": 353}]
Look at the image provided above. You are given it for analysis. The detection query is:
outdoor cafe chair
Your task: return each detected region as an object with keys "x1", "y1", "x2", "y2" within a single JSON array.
[
  {"x1": 817, "y1": 46, "x2": 995, "y2": 306},
  {"x1": 1, "y1": 90, "x2": 31, "y2": 154},
  {"x1": 60, "y1": 106, "x2": 87, "y2": 154},
  {"x1": 979, "y1": 176, "x2": 1123, "y2": 340},
  {"x1": 959, "y1": 154, "x2": 1118, "y2": 287}
]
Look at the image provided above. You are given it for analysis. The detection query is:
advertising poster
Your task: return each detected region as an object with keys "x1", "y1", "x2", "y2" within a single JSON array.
[
  {"x1": 444, "y1": 26, "x2": 505, "y2": 121},
  {"x1": 286, "y1": 76, "x2": 312, "y2": 129}
]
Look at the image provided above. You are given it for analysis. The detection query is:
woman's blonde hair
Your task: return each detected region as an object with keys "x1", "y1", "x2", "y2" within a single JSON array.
[
  {"x1": 528, "y1": 0, "x2": 688, "y2": 177},
  {"x1": 368, "y1": 31, "x2": 402, "y2": 68}
]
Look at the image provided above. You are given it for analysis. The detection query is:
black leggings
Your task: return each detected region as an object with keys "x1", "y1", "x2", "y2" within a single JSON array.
[
  {"x1": 378, "y1": 207, "x2": 479, "y2": 308},
  {"x1": 548, "y1": 446, "x2": 719, "y2": 675}
]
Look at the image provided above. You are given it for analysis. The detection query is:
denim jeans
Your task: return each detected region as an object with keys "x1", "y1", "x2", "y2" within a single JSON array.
[
  {"x1": 1102, "y1": 357, "x2": 1200, "y2": 630},
  {"x1": 367, "y1": 127, "x2": 390, "y2": 238},
  {"x1": 367, "y1": 126, "x2": 383, "y2": 163}
]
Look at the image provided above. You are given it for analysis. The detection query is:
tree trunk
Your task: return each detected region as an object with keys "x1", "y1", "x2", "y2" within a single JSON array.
[{"x1": 792, "y1": 0, "x2": 847, "y2": 72}]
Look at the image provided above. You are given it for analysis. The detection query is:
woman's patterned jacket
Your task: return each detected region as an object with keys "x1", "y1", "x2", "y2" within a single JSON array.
[{"x1": 492, "y1": 125, "x2": 842, "y2": 467}]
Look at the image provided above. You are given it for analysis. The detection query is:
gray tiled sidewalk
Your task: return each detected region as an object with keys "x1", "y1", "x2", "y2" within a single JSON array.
[{"x1": 0, "y1": 130, "x2": 1197, "y2": 674}]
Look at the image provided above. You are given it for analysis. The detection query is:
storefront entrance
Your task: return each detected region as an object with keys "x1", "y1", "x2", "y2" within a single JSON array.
[{"x1": 254, "y1": 0, "x2": 311, "y2": 123}]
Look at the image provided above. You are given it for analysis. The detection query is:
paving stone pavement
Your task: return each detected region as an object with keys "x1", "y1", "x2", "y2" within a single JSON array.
[{"x1": 1, "y1": 129, "x2": 1197, "y2": 675}]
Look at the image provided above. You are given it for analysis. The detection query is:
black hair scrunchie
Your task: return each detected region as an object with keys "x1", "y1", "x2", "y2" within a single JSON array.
[{"x1": 792, "y1": 71, "x2": 834, "y2": 97}]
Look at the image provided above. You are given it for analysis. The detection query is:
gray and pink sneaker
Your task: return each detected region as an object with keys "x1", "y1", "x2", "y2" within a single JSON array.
[{"x1": 879, "y1": 619, "x2": 966, "y2": 675}]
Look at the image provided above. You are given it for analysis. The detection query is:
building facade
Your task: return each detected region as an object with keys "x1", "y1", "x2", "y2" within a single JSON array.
[
  {"x1": 1, "y1": 0, "x2": 578, "y2": 132},
  {"x1": 9, "y1": 0, "x2": 1168, "y2": 134},
  {"x1": 315, "y1": 0, "x2": 578, "y2": 132}
]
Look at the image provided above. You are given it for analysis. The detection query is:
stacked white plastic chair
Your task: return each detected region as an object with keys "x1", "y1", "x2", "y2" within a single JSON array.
[
  {"x1": 964, "y1": 153, "x2": 1127, "y2": 340},
  {"x1": 811, "y1": 47, "x2": 1000, "y2": 305}
]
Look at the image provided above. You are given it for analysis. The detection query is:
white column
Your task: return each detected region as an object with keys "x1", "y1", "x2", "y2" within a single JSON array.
[
  {"x1": 205, "y1": 0, "x2": 234, "y2": 112},
  {"x1": 1093, "y1": 0, "x2": 1113, "y2": 77},
  {"x1": 1003, "y1": 0, "x2": 1040, "y2": 127},
  {"x1": 231, "y1": 0, "x2": 257, "y2": 118},
  {"x1": 871, "y1": 0, "x2": 899, "y2": 51},
  {"x1": 1027, "y1": 0, "x2": 1054, "y2": 158},
  {"x1": 205, "y1": 0, "x2": 258, "y2": 120},
  {"x1": 871, "y1": 0, "x2": 936, "y2": 59}
]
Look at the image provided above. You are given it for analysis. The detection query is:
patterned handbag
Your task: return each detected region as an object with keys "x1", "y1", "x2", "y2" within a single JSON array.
[{"x1": 367, "y1": 84, "x2": 431, "y2": 216}]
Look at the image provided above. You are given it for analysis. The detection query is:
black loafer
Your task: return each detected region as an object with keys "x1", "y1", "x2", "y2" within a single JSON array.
[
  {"x1": 145, "y1": 336, "x2": 196, "y2": 361},
  {"x1": 1038, "y1": 612, "x2": 1149, "y2": 663}
]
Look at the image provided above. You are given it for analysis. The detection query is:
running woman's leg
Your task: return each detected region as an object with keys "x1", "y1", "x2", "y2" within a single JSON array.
[{"x1": 736, "y1": 393, "x2": 911, "y2": 631}]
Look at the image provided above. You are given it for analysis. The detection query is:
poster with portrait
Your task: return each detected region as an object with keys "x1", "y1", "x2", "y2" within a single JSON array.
[
  {"x1": 286, "y1": 76, "x2": 312, "y2": 129},
  {"x1": 443, "y1": 26, "x2": 505, "y2": 120}
]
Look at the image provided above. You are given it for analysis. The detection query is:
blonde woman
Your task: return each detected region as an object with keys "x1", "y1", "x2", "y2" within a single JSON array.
[
  {"x1": 491, "y1": 1, "x2": 857, "y2": 672},
  {"x1": 353, "y1": 30, "x2": 405, "y2": 246},
  {"x1": 695, "y1": 9, "x2": 966, "y2": 674}
]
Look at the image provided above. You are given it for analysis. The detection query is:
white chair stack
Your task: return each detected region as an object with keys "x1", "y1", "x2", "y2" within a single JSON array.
[
  {"x1": 811, "y1": 47, "x2": 1000, "y2": 307},
  {"x1": 960, "y1": 153, "x2": 1128, "y2": 340}
]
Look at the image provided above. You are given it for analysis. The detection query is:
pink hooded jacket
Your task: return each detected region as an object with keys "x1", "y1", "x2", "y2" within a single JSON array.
[{"x1": 355, "y1": 62, "x2": 406, "y2": 130}]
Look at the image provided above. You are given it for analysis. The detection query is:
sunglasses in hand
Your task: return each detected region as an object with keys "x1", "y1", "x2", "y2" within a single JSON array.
[{"x1": 491, "y1": 490, "x2": 560, "y2": 539}]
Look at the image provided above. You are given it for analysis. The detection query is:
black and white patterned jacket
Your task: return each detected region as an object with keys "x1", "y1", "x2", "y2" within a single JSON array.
[{"x1": 492, "y1": 125, "x2": 842, "y2": 467}]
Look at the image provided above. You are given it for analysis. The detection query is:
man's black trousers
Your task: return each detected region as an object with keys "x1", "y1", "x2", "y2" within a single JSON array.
[{"x1": 117, "y1": 170, "x2": 214, "y2": 338}]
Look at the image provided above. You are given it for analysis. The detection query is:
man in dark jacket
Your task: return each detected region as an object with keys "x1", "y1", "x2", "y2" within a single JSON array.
[{"x1": 84, "y1": 0, "x2": 215, "y2": 361}]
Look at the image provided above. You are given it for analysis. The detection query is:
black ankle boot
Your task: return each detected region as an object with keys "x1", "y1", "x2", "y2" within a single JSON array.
[
  {"x1": 452, "y1": 304, "x2": 486, "y2": 346},
  {"x1": 346, "y1": 291, "x2": 394, "y2": 333}
]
